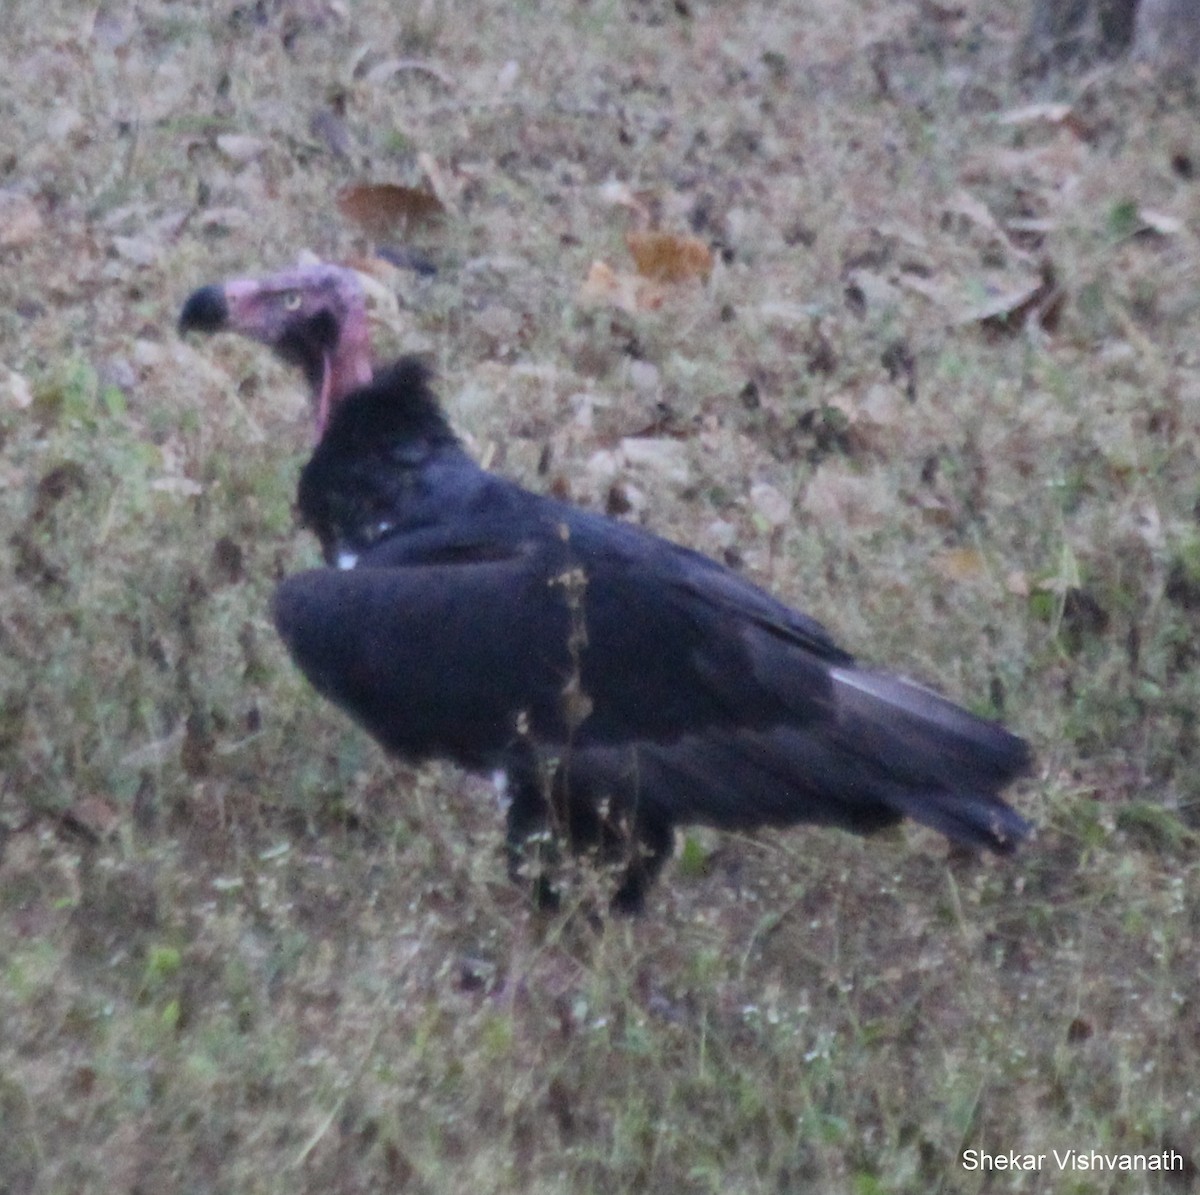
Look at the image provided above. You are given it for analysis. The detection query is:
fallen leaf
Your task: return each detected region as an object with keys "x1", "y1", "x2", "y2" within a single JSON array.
[
  {"x1": 910, "y1": 487, "x2": 958, "y2": 528},
  {"x1": 417, "y1": 152, "x2": 457, "y2": 215},
  {"x1": 59, "y1": 795, "x2": 121, "y2": 842},
  {"x1": 895, "y1": 273, "x2": 946, "y2": 304},
  {"x1": 749, "y1": 481, "x2": 791, "y2": 528},
  {"x1": 627, "y1": 359, "x2": 660, "y2": 396},
  {"x1": 620, "y1": 437, "x2": 691, "y2": 486},
  {"x1": 0, "y1": 189, "x2": 43, "y2": 248},
  {"x1": 578, "y1": 260, "x2": 664, "y2": 312},
  {"x1": 932, "y1": 548, "x2": 987, "y2": 582},
  {"x1": 112, "y1": 235, "x2": 160, "y2": 267},
  {"x1": 150, "y1": 477, "x2": 204, "y2": 497},
  {"x1": 361, "y1": 57, "x2": 456, "y2": 88},
  {"x1": 957, "y1": 261, "x2": 1062, "y2": 336},
  {"x1": 758, "y1": 300, "x2": 823, "y2": 324},
  {"x1": 341, "y1": 261, "x2": 404, "y2": 325},
  {"x1": 961, "y1": 137, "x2": 1087, "y2": 193},
  {"x1": 1006, "y1": 569, "x2": 1030, "y2": 597},
  {"x1": 803, "y1": 468, "x2": 889, "y2": 531},
  {"x1": 337, "y1": 182, "x2": 445, "y2": 239},
  {"x1": 216, "y1": 134, "x2": 268, "y2": 165},
  {"x1": 597, "y1": 179, "x2": 654, "y2": 223},
  {"x1": 626, "y1": 231, "x2": 713, "y2": 283},
  {"x1": 997, "y1": 101, "x2": 1074, "y2": 126},
  {"x1": 475, "y1": 304, "x2": 523, "y2": 346},
  {"x1": 1137, "y1": 208, "x2": 1183, "y2": 236},
  {"x1": 961, "y1": 278, "x2": 1045, "y2": 324},
  {"x1": 1004, "y1": 217, "x2": 1057, "y2": 237},
  {"x1": 495, "y1": 59, "x2": 520, "y2": 92},
  {"x1": 943, "y1": 188, "x2": 1012, "y2": 242},
  {"x1": 858, "y1": 382, "x2": 907, "y2": 429},
  {"x1": 3, "y1": 367, "x2": 33, "y2": 410}
]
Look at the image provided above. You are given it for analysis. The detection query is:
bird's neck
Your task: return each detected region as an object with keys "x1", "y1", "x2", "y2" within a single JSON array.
[
  {"x1": 331, "y1": 310, "x2": 374, "y2": 398},
  {"x1": 315, "y1": 302, "x2": 375, "y2": 437}
]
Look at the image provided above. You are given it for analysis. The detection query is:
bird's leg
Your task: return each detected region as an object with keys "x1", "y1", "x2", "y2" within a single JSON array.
[
  {"x1": 610, "y1": 815, "x2": 674, "y2": 916},
  {"x1": 504, "y1": 760, "x2": 560, "y2": 910}
]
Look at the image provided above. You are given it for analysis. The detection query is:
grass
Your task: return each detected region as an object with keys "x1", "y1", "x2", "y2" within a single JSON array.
[{"x1": 3, "y1": 0, "x2": 1200, "y2": 1190}]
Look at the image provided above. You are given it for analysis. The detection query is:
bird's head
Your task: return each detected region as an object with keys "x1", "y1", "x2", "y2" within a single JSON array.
[{"x1": 179, "y1": 261, "x2": 374, "y2": 438}]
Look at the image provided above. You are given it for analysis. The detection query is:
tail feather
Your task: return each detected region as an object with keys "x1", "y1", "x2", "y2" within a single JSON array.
[
  {"x1": 569, "y1": 664, "x2": 1031, "y2": 852},
  {"x1": 877, "y1": 783, "x2": 1030, "y2": 853},
  {"x1": 829, "y1": 666, "x2": 1031, "y2": 850},
  {"x1": 831, "y1": 667, "x2": 1030, "y2": 789}
]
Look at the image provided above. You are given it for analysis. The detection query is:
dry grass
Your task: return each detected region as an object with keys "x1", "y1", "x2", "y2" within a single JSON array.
[{"x1": 3, "y1": 1, "x2": 1200, "y2": 1191}]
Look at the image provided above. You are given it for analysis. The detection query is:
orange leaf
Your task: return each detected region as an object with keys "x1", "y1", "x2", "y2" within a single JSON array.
[
  {"x1": 337, "y1": 183, "x2": 445, "y2": 239},
  {"x1": 625, "y1": 232, "x2": 713, "y2": 283},
  {"x1": 932, "y1": 548, "x2": 987, "y2": 583},
  {"x1": 578, "y1": 260, "x2": 665, "y2": 312}
]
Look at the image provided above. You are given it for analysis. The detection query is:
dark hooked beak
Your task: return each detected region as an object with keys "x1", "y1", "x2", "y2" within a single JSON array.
[{"x1": 178, "y1": 284, "x2": 229, "y2": 335}]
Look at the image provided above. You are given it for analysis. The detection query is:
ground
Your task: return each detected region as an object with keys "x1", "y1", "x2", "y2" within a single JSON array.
[{"x1": 2, "y1": 1, "x2": 1199, "y2": 1192}]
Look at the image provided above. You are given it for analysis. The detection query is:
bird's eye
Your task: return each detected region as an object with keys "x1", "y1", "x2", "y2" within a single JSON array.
[{"x1": 283, "y1": 291, "x2": 302, "y2": 311}]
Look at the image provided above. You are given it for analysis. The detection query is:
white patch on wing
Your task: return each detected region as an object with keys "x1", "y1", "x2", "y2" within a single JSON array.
[{"x1": 336, "y1": 550, "x2": 358, "y2": 570}]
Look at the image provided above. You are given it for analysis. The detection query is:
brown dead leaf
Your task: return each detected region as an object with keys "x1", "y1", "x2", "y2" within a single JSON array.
[
  {"x1": 962, "y1": 278, "x2": 1045, "y2": 325},
  {"x1": 910, "y1": 487, "x2": 958, "y2": 529},
  {"x1": 932, "y1": 548, "x2": 987, "y2": 583},
  {"x1": 59, "y1": 795, "x2": 121, "y2": 843},
  {"x1": 626, "y1": 231, "x2": 713, "y2": 283},
  {"x1": 996, "y1": 101, "x2": 1094, "y2": 143},
  {"x1": 337, "y1": 182, "x2": 445, "y2": 239},
  {"x1": 958, "y1": 261, "x2": 1062, "y2": 337},
  {"x1": 0, "y1": 189, "x2": 43, "y2": 248},
  {"x1": 578, "y1": 260, "x2": 665, "y2": 313}
]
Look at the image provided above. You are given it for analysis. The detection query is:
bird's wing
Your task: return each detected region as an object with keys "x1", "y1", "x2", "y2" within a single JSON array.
[
  {"x1": 272, "y1": 540, "x2": 578, "y2": 768},
  {"x1": 272, "y1": 506, "x2": 844, "y2": 759},
  {"x1": 551, "y1": 518, "x2": 1031, "y2": 848},
  {"x1": 275, "y1": 502, "x2": 1029, "y2": 850},
  {"x1": 669, "y1": 559, "x2": 1030, "y2": 787}
]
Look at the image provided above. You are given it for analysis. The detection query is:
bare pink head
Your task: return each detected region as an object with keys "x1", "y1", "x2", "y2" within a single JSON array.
[{"x1": 180, "y1": 262, "x2": 374, "y2": 438}]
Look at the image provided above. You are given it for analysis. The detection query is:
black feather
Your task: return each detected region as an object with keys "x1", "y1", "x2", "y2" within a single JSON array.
[{"x1": 277, "y1": 356, "x2": 1032, "y2": 911}]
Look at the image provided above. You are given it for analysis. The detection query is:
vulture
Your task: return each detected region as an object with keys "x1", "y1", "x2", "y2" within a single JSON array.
[{"x1": 180, "y1": 262, "x2": 1031, "y2": 912}]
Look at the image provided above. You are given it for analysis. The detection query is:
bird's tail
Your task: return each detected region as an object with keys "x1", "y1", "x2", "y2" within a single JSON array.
[{"x1": 830, "y1": 667, "x2": 1031, "y2": 851}]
